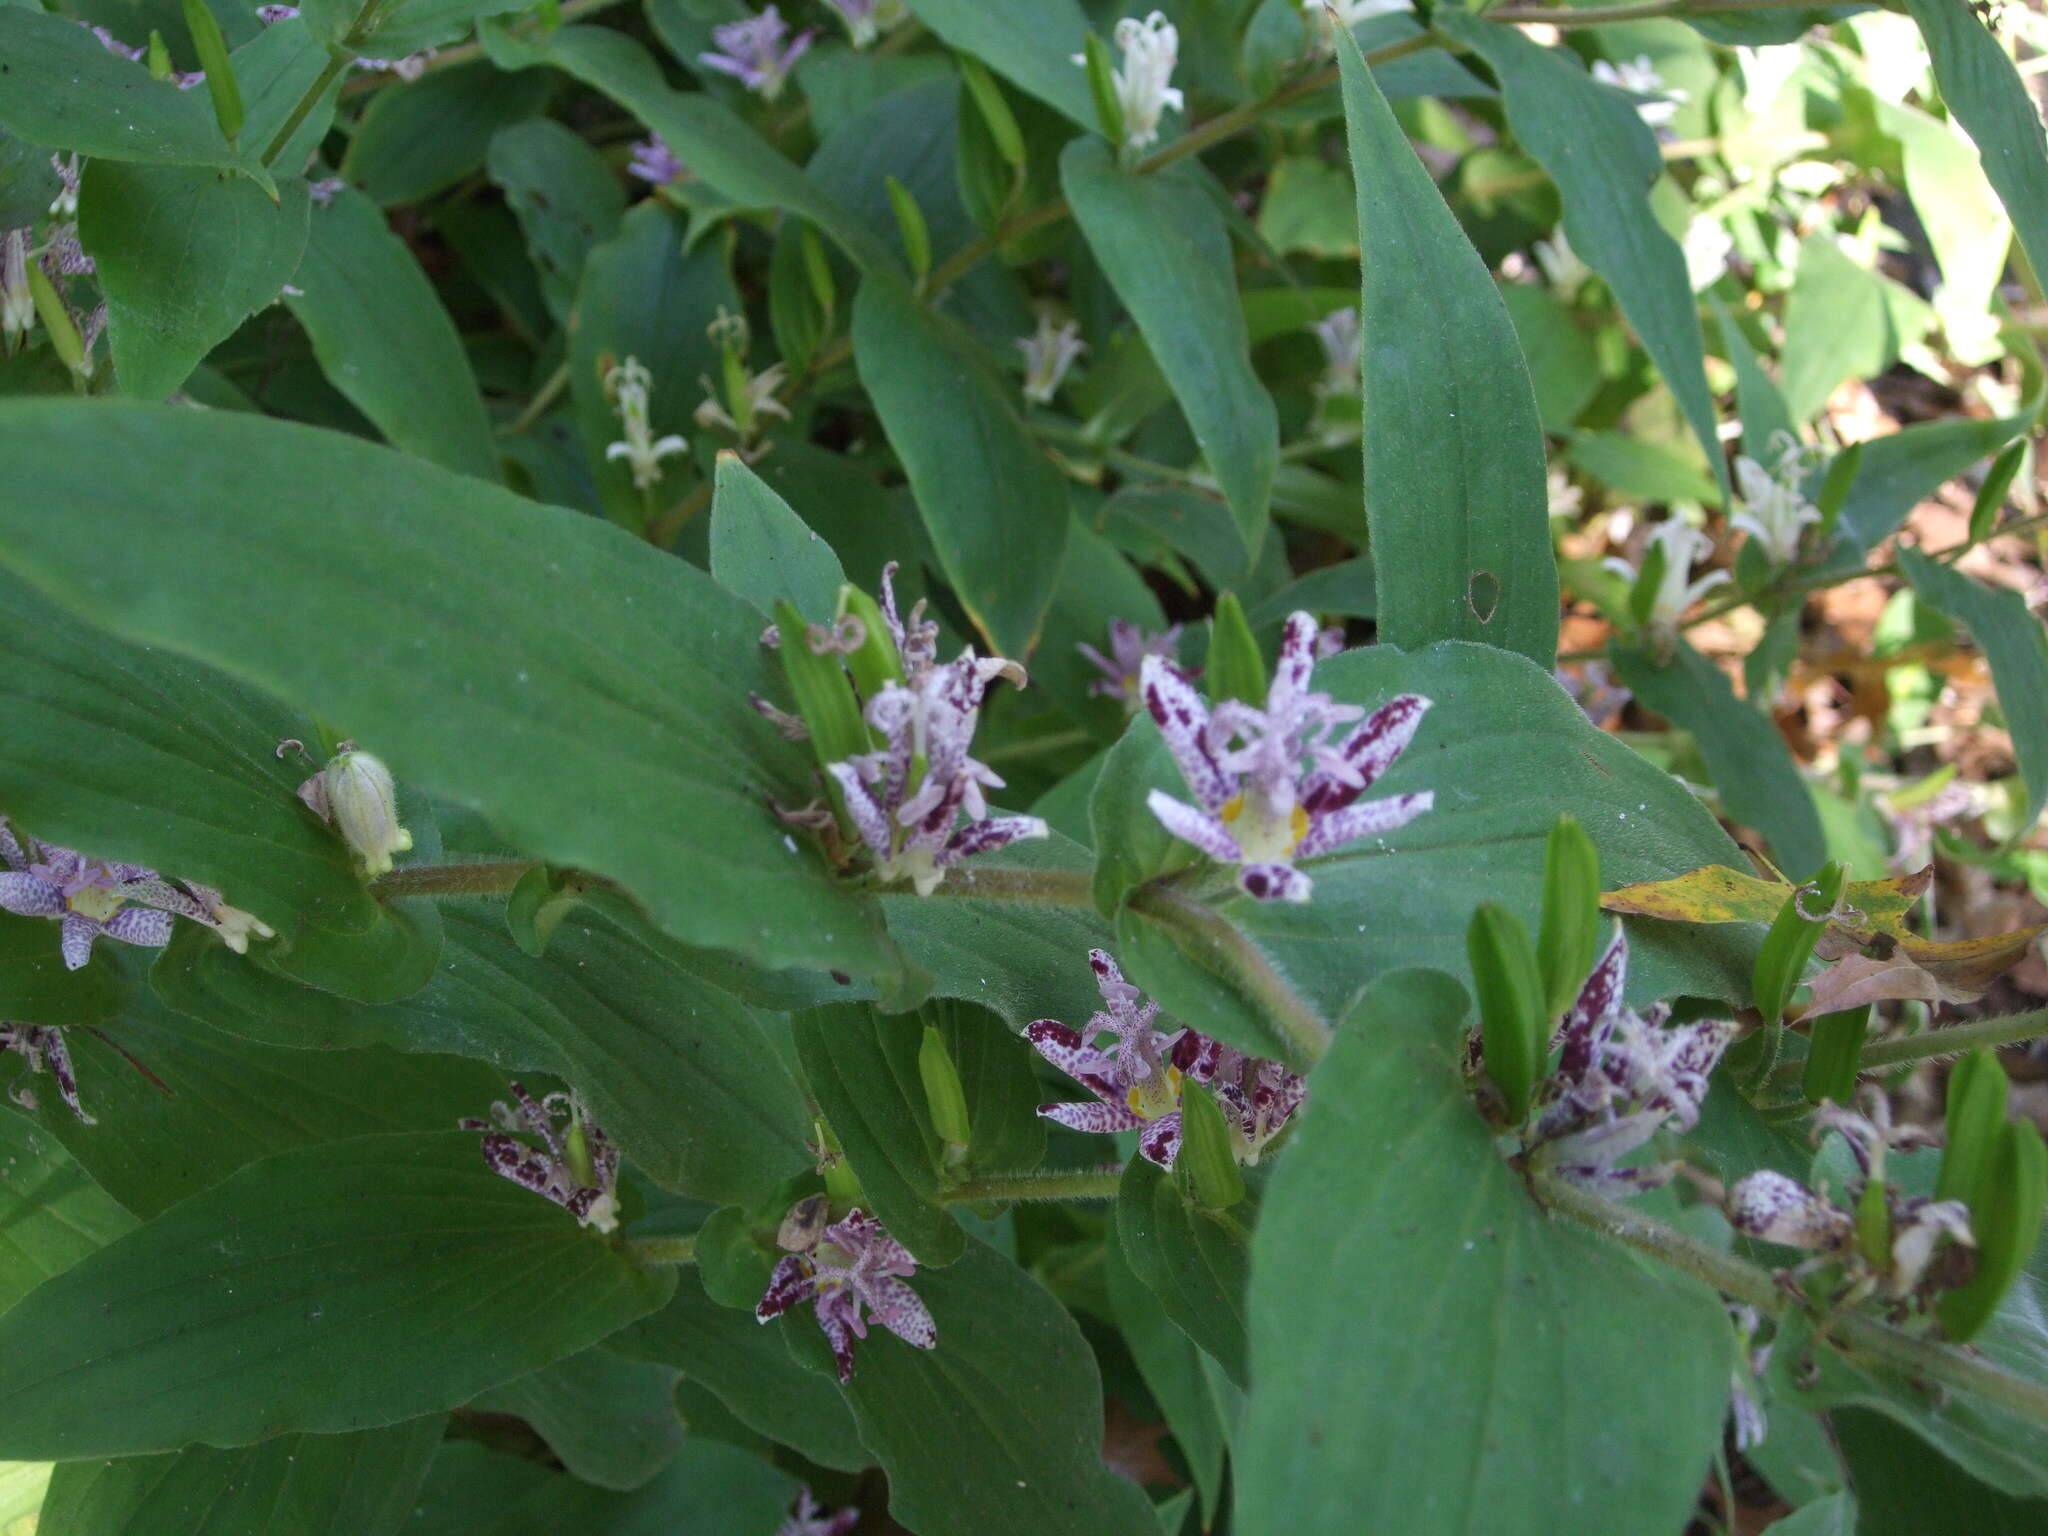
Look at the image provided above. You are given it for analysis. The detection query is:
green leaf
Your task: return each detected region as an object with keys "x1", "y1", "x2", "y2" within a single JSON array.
[
  {"x1": 709, "y1": 452, "x2": 848, "y2": 625},
  {"x1": 37, "y1": 1419, "x2": 443, "y2": 1536},
  {"x1": 1117, "y1": 1156, "x2": 1250, "y2": 1386},
  {"x1": 0, "y1": 400, "x2": 896, "y2": 980},
  {"x1": 1062, "y1": 139, "x2": 1276, "y2": 557},
  {"x1": 486, "y1": 118, "x2": 623, "y2": 321},
  {"x1": 905, "y1": 0, "x2": 1096, "y2": 127},
  {"x1": 1335, "y1": 24, "x2": 1558, "y2": 665},
  {"x1": 0, "y1": 9, "x2": 252, "y2": 177},
  {"x1": 77, "y1": 162, "x2": 308, "y2": 401},
  {"x1": 1837, "y1": 405, "x2": 2036, "y2": 551},
  {"x1": 469, "y1": 1349, "x2": 682, "y2": 1491},
  {"x1": 0, "y1": 128, "x2": 61, "y2": 227},
  {"x1": 0, "y1": 913, "x2": 130, "y2": 1027},
  {"x1": 180, "y1": 0, "x2": 244, "y2": 147},
  {"x1": 1103, "y1": 1234, "x2": 1227, "y2": 1526},
  {"x1": 1610, "y1": 636, "x2": 1830, "y2": 878},
  {"x1": 342, "y1": 60, "x2": 554, "y2": 206},
  {"x1": 283, "y1": 186, "x2": 501, "y2": 482},
  {"x1": 793, "y1": 1004, "x2": 965, "y2": 1267},
  {"x1": 1441, "y1": 17, "x2": 1727, "y2": 501},
  {"x1": 1239, "y1": 968, "x2": 1729, "y2": 1535},
  {"x1": 1903, "y1": 0, "x2": 2048, "y2": 301},
  {"x1": 788, "y1": 1236, "x2": 1165, "y2": 1536},
  {"x1": 1834, "y1": 1408, "x2": 2048, "y2": 1535},
  {"x1": 301, "y1": 0, "x2": 530, "y2": 57},
  {"x1": 1898, "y1": 546, "x2": 2048, "y2": 838},
  {"x1": 607, "y1": 1267, "x2": 869, "y2": 1472},
  {"x1": 1779, "y1": 235, "x2": 1925, "y2": 426},
  {"x1": 0, "y1": 1132, "x2": 673, "y2": 1459},
  {"x1": 0, "y1": 1113, "x2": 136, "y2": 1313},
  {"x1": 235, "y1": 17, "x2": 346, "y2": 174},
  {"x1": 1714, "y1": 297, "x2": 1796, "y2": 456},
  {"x1": 1498, "y1": 282, "x2": 1601, "y2": 435},
  {"x1": 851, "y1": 274, "x2": 1069, "y2": 656},
  {"x1": 935, "y1": 998, "x2": 1047, "y2": 1176}
]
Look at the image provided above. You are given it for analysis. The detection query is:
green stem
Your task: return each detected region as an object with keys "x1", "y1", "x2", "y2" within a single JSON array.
[
  {"x1": 626, "y1": 1233, "x2": 698, "y2": 1265},
  {"x1": 1533, "y1": 1170, "x2": 2048, "y2": 1428},
  {"x1": 371, "y1": 860, "x2": 540, "y2": 896},
  {"x1": 338, "y1": 0, "x2": 633, "y2": 95},
  {"x1": 1127, "y1": 883, "x2": 1333, "y2": 1067},
  {"x1": 943, "y1": 1170, "x2": 1123, "y2": 1204},
  {"x1": 917, "y1": 864, "x2": 1097, "y2": 906},
  {"x1": 1489, "y1": 0, "x2": 1822, "y2": 23},
  {"x1": 498, "y1": 359, "x2": 571, "y2": 438},
  {"x1": 1765, "y1": 1009, "x2": 2048, "y2": 1088},
  {"x1": 261, "y1": 50, "x2": 351, "y2": 167}
]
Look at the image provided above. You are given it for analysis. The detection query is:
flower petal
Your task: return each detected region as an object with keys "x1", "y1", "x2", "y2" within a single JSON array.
[
  {"x1": 1023, "y1": 1019, "x2": 1123, "y2": 1100},
  {"x1": 1037, "y1": 1098, "x2": 1147, "y2": 1135},
  {"x1": 0, "y1": 871, "x2": 61, "y2": 918},
  {"x1": 1239, "y1": 862, "x2": 1311, "y2": 902},
  {"x1": 1724, "y1": 1171, "x2": 1853, "y2": 1251},
  {"x1": 866, "y1": 1274, "x2": 937, "y2": 1351},
  {"x1": 1555, "y1": 929, "x2": 1628, "y2": 1061},
  {"x1": 943, "y1": 814, "x2": 1047, "y2": 862},
  {"x1": 1295, "y1": 790, "x2": 1435, "y2": 857},
  {"x1": 819, "y1": 1311, "x2": 859, "y2": 1383},
  {"x1": 1141, "y1": 656, "x2": 1232, "y2": 811},
  {"x1": 756, "y1": 1254, "x2": 819, "y2": 1322},
  {"x1": 103, "y1": 906, "x2": 175, "y2": 948},
  {"x1": 826, "y1": 761, "x2": 894, "y2": 858},
  {"x1": 58, "y1": 913, "x2": 97, "y2": 971},
  {"x1": 1303, "y1": 694, "x2": 1432, "y2": 812},
  {"x1": 1138, "y1": 1111, "x2": 1183, "y2": 1166},
  {"x1": 1145, "y1": 791, "x2": 1241, "y2": 863}
]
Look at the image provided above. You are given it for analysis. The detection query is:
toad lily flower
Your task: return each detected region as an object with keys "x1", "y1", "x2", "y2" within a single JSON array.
[
  {"x1": 1, "y1": 1022, "x2": 93, "y2": 1124},
  {"x1": 1077, "y1": 13, "x2": 1184, "y2": 151},
  {"x1": 1078, "y1": 619, "x2": 1184, "y2": 709},
  {"x1": 627, "y1": 134, "x2": 688, "y2": 186},
  {"x1": 1731, "y1": 435, "x2": 1821, "y2": 566},
  {"x1": 298, "y1": 744, "x2": 414, "y2": 877},
  {"x1": 777, "y1": 1487, "x2": 859, "y2": 1536},
  {"x1": 1591, "y1": 55, "x2": 1686, "y2": 129},
  {"x1": 603, "y1": 357, "x2": 689, "y2": 491},
  {"x1": 822, "y1": 0, "x2": 904, "y2": 49},
  {"x1": 1605, "y1": 521, "x2": 1727, "y2": 643},
  {"x1": 1141, "y1": 612, "x2": 1434, "y2": 903},
  {"x1": 1524, "y1": 929, "x2": 1734, "y2": 1193},
  {"x1": 460, "y1": 1082, "x2": 621, "y2": 1234},
  {"x1": 0, "y1": 818, "x2": 199, "y2": 970},
  {"x1": 1018, "y1": 314, "x2": 1088, "y2": 404},
  {"x1": 699, "y1": 7, "x2": 814, "y2": 101},
  {"x1": 1311, "y1": 306, "x2": 1360, "y2": 398},
  {"x1": 757, "y1": 1207, "x2": 936, "y2": 1382}
]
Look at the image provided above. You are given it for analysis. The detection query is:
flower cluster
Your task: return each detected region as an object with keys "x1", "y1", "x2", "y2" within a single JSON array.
[
  {"x1": 1027, "y1": 950, "x2": 1305, "y2": 1167},
  {"x1": 3, "y1": 156, "x2": 105, "y2": 374},
  {"x1": 822, "y1": 0, "x2": 903, "y2": 49},
  {"x1": 1, "y1": 1022, "x2": 93, "y2": 1123},
  {"x1": 460, "y1": 1082, "x2": 621, "y2": 1234},
  {"x1": 0, "y1": 817, "x2": 271, "y2": 970},
  {"x1": 1591, "y1": 54, "x2": 1685, "y2": 130},
  {"x1": 1078, "y1": 619, "x2": 1184, "y2": 708},
  {"x1": 757, "y1": 1206, "x2": 935, "y2": 1382},
  {"x1": 825, "y1": 566, "x2": 1048, "y2": 896},
  {"x1": 1143, "y1": 612, "x2": 1434, "y2": 902},
  {"x1": 1078, "y1": 13, "x2": 1184, "y2": 151},
  {"x1": 1018, "y1": 314, "x2": 1088, "y2": 404},
  {"x1": 1522, "y1": 930, "x2": 1734, "y2": 1193},
  {"x1": 699, "y1": 7, "x2": 814, "y2": 101},
  {"x1": 1730, "y1": 434, "x2": 1821, "y2": 566},
  {"x1": 602, "y1": 357, "x2": 689, "y2": 491}
]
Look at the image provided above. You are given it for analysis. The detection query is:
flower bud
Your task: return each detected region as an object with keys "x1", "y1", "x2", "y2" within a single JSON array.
[
  {"x1": 778, "y1": 1193, "x2": 831, "y2": 1253},
  {"x1": 1468, "y1": 902, "x2": 1545, "y2": 1124},
  {"x1": 1801, "y1": 1004, "x2": 1869, "y2": 1107},
  {"x1": 885, "y1": 175, "x2": 932, "y2": 282},
  {"x1": 1940, "y1": 1118, "x2": 2047, "y2": 1341},
  {"x1": 1537, "y1": 815, "x2": 1601, "y2": 1019},
  {"x1": 1081, "y1": 31, "x2": 1127, "y2": 151},
  {"x1": 1936, "y1": 1048, "x2": 2007, "y2": 1208},
  {"x1": 1173, "y1": 1082, "x2": 1246, "y2": 1211},
  {"x1": 773, "y1": 600, "x2": 869, "y2": 770},
  {"x1": 918, "y1": 1023, "x2": 972, "y2": 1168},
  {"x1": 1751, "y1": 860, "x2": 1844, "y2": 1024},
  {"x1": 836, "y1": 584, "x2": 905, "y2": 702},
  {"x1": 1853, "y1": 1170, "x2": 1892, "y2": 1276},
  {"x1": 1205, "y1": 592, "x2": 1267, "y2": 708},
  {"x1": 312, "y1": 748, "x2": 413, "y2": 876}
]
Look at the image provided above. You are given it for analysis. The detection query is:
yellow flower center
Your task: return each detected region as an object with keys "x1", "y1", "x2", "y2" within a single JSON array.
[
  {"x1": 1219, "y1": 795, "x2": 1310, "y2": 862},
  {"x1": 1125, "y1": 1063, "x2": 1184, "y2": 1121},
  {"x1": 66, "y1": 885, "x2": 126, "y2": 924}
]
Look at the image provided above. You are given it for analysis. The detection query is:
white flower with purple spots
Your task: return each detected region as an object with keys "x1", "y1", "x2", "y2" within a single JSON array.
[
  {"x1": 756, "y1": 1207, "x2": 935, "y2": 1382},
  {"x1": 460, "y1": 1081, "x2": 621, "y2": 1233},
  {"x1": 1140, "y1": 612, "x2": 1434, "y2": 903},
  {"x1": 1525, "y1": 929, "x2": 1734, "y2": 1193},
  {"x1": 627, "y1": 134, "x2": 688, "y2": 186},
  {"x1": 0, "y1": 819, "x2": 197, "y2": 970},
  {"x1": 1078, "y1": 619, "x2": 1184, "y2": 708},
  {"x1": 1, "y1": 1022, "x2": 93, "y2": 1123},
  {"x1": 777, "y1": 1486, "x2": 859, "y2": 1536},
  {"x1": 699, "y1": 7, "x2": 815, "y2": 101}
]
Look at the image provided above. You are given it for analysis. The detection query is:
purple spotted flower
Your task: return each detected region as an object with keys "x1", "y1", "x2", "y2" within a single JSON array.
[
  {"x1": 627, "y1": 134, "x2": 687, "y2": 186},
  {"x1": 1141, "y1": 612, "x2": 1434, "y2": 903},
  {"x1": 757, "y1": 1207, "x2": 935, "y2": 1382},
  {"x1": 1027, "y1": 949, "x2": 1304, "y2": 1166},
  {"x1": 1524, "y1": 930, "x2": 1734, "y2": 1193},
  {"x1": 698, "y1": 7, "x2": 814, "y2": 101},
  {"x1": 1079, "y1": 619, "x2": 1184, "y2": 709},
  {"x1": 825, "y1": 565, "x2": 1047, "y2": 895},
  {"x1": 777, "y1": 1487, "x2": 859, "y2": 1536},
  {"x1": 460, "y1": 1082, "x2": 620, "y2": 1234},
  {"x1": 0, "y1": 819, "x2": 204, "y2": 970},
  {"x1": 1, "y1": 1023, "x2": 93, "y2": 1123}
]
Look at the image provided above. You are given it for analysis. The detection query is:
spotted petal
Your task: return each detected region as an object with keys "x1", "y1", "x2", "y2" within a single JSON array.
[
  {"x1": 1270, "y1": 611, "x2": 1321, "y2": 704},
  {"x1": 1024, "y1": 1019, "x2": 1123, "y2": 1101},
  {"x1": 1141, "y1": 656, "x2": 1232, "y2": 811},
  {"x1": 1038, "y1": 1098, "x2": 1147, "y2": 1135},
  {"x1": 1137, "y1": 1111, "x2": 1184, "y2": 1166},
  {"x1": 943, "y1": 814, "x2": 1047, "y2": 862},
  {"x1": 1555, "y1": 929, "x2": 1628, "y2": 1063},
  {"x1": 0, "y1": 871, "x2": 60, "y2": 918},
  {"x1": 103, "y1": 905, "x2": 175, "y2": 948},
  {"x1": 1294, "y1": 790, "x2": 1435, "y2": 857},
  {"x1": 1239, "y1": 862, "x2": 1311, "y2": 902},
  {"x1": 819, "y1": 1311, "x2": 859, "y2": 1383},
  {"x1": 866, "y1": 1274, "x2": 937, "y2": 1351},
  {"x1": 1145, "y1": 791, "x2": 1241, "y2": 863},
  {"x1": 1303, "y1": 693, "x2": 1432, "y2": 812},
  {"x1": 58, "y1": 913, "x2": 98, "y2": 971},
  {"x1": 1724, "y1": 1171, "x2": 1853, "y2": 1251},
  {"x1": 756, "y1": 1254, "x2": 819, "y2": 1322},
  {"x1": 826, "y1": 761, "x2": 895, "y2": 859}
]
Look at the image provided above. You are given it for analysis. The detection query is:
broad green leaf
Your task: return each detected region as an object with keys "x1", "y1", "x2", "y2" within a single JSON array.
[
  {"x1": 793, "y1": 1004, "x2": 965, "y2": 1266},
  {"x1": 1566, "y1": 429, "x2": 1720, "y2": 507},
  {"x1": 37, "y1": 1419, "x2": 443, "y2": 1536},
  {"x1": 1498, "y1": 282, "x2": 1601, "y2": 435},
  {"x1": 283, "y1": 187, "x2": 501, "y2": 482},
  {"x1": 0, "y1": 1132, "x2": 674, "y2": 1459},
  {"x1": 852, "y1": 274, "x2": 1070, "y2": 656},
  {"x1": 1834, "y1": 1407, "x2": 2048, "y2": 1534},
  {"x1": 236, "y1": 17, "x2": 346, "y2": 174},
  {"x1": 301, "y1": 0, "x2": 528, "y2": 57},
  {"x1": 0, "y1": 129, "x2": 61, "y2": 227},
  {"x1": 1063, "y1": 139, "x2": 1276, "y2": 557},
  {"x1": 342, "y1": 60, "x2": 554, "y2": 206},
  {"x1": 1100, "y1": 642, "x2": 1753, "y2": 1063},
  {"x1": 787, "y1": 1236, "x2": 1165, "y2": 1536},
  {"x1": 1239, "y1": 968, "x2": 1729, "y2": 1535},
  {"x1": 1779, "y1": 235, "x2": 1926, "y2": 426},
  {"x1": 469, "y1": 1349, "x2": 682, "y2": 1491},
  {"x1": 1442, "y1": 16, "x2": 1727, "y2": 500},
  {"x1": 1034, "y1": 510, "x2": 1172, "y2": 736},
  {"x1": 1904, "y1": 0, "x2": 2048, "y2": 297},
  {"x1": 1117, "y1": 1156, "x2": 1249, "y2": 1386},
  {"x1": 0, "y1": 1113, "x2": 136, "y2": 1313},
  {"x1": 0, "y1": 913, "x2": 129, "y2": 1027},
  {"x1": 709, "y1": 452, "x2": 848, "y2": 625},
  {"x1": 1104, "y1": 1235, "x2": 1227, "y2": 1526},
  {"x1": 1090, "y1": 714, "x2": 1186, "y2": 917},
  {"x1": 486, "y1": 117, "x2": 623, "y2": 322},
  {"x1": 608, "y1": 1268, "x2": 869, "y2": 1472},
  {"x1": 0, "y1": 9, "x2": 251, "y2": 176},
  {"x1": 0, "y1": 400, "x2": 897, "y2": 980},
  {"x1": 935, "y1": 998, "x2": 1047, "y2": 1176},
  {"x1": 75, "y1": 163, "x2": 306, "y2": 401},
  {"x1": 1336, "y1": 25, "x2": 1558, "y2": 665},
  {"x1": 905, "y1": 0, "x2": 1096, "y2": 127},
  {"x1": 1100, "y1": 484, "x2": 1262, "y2": 590},
  {"x1": 1837, "y1": 406, "x2": 2036, "y2": 551},
  {"x1": 1898, "y1": 546, "x2": 2048, "y2": 837},
  {"x1": 1611, "y1": 636, "x2": 1830, "y2": 879}
]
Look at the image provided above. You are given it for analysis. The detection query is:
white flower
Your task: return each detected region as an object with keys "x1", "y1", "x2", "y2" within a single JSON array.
[
  {"x1": 1075, "y1": 13, "x2": 1184, "y2": 151},
  {"x1": 603, "y1": 357, "x2": 689, "y2": 490},
  {"x1": 1682, "y1": 215, "x2": 1732, "y2": 292},
  {"x1": 1017, "y1": 315, "x2": 1087, "y2": 404},
  {"x1": 1736, "y1": 44, "x2": 1803, "y2": 115},
  {"x1": 694, "y1": 364, "x2": 791, "y2": 439},
  {"x1": 1546, "y1": 466, "x2": 1584, "y2": 520},
  {"x1": 1, "y1": 230, "x2": 32, "y2": 354},
  {"x1": 298, "y1": 745, "x2": 414, "y2": 877},
  {"x1": 1730, "y1": 435, "x2": 1821, "y2": 566},
  {"x1": 1311, "y1": 306, "x2": 1360, "y2": 396},
  {"x1": 1592, "y1": 55, "x2": 1686, "y2": 130},
  {"x1": 1604, "y1": 521, "x2": 1727, "y2": 639},
  {"x1": 1532, "y1": 232, "x2": 1590, "y2": 294}
]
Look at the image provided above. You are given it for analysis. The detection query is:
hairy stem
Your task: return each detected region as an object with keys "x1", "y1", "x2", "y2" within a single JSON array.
[
  {"x1": 1489, "y1": 0, "x2": 1818, "y2": 23},
  {"x1": 1853, "y1": 1009, "x2": 2048, "y2": 1073},
  {"x1": 262, "y1": 51, "x2": 351, "y2": 167},
  {"x1": 371, "y1": 860, "x2": 539, "y2": 896},
  {"x1": 625, "y1": 1233, "x2": 698, "y2": 1265},
  {"x1": 1127, "y1": 884, "x2": 1333, "y2": 1067},
  {"x1": 943, "y1": 1170, "x2": 1124, "y2": 1204},
  {"x1": 338, "y1": 0, "x2": 633, "y2": 94},
  {"x1": 1534, "y1": 1170, "x2": 2048, "y2": 1427},
  {"x1": 917, "y1": 864, "x2": 1098, "y2": 906}
]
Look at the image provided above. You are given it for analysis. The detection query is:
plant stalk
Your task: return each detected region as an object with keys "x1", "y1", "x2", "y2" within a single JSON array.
[
  {"x1": 371, "y1": 860, "x2": 540, "y2": 896},
  {"x1": 626, "y1": 1234, "x2": 698, "y2": 1265},
  {"x1": 1127, "y1": 883, "x2": 1333, "y2": 1067},
  {"x1": 942, "y1": 1170, "x2": 1124, "y2": 1204}
]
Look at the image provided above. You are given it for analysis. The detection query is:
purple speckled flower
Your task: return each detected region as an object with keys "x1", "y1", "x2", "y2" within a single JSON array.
[
  {"x1": 1141, "y1": 612, "x2": 1433, "y2": 902},
  {"x1": 1, "y1": 1023, "x2": 93, "y2": 1124},
  {"x1": 0, "y1": 818, "x2": 207, "y2": 970},
  {"x1": 627, "y1": 134, "x2": 688, "y2": 186},
  {"x1": 1524, "y1": 930, "x2": 1733, "y2": 1193},
  {"x1": 698, "y1": 7, "x2": 814, "y2": 101},
  {"x1": 756, "y1": 1207, "x2": 935, "y2": 1382},
  {"x1": 460, "y1": 1082, "x2": 621, "y2": 1233},
  {"x1": 1078, "y1": 619, "x2": 1184, "y2": 707},
  {"x1": 777, "y1": 1486, "x2": 860, "y2": 1536}
]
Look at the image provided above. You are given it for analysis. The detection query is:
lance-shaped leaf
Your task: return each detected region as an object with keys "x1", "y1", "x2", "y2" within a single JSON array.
[
  {"x1": 342, "y1": 60, "x2": 554, "y2": 206},
  {"x1": 468, "y1": 1349, "x2": 683, "y2": 1492},
  {"x1": 905, "y1": 0, "x2": 1095, "y2": 126},
  {"x1": 1063, "y1": 139, "x2": 1276, "y2": 558},
  {"x1": 0, "y1": 1132, "x2": 674, "y2": 1459},
  {"x1": 1104, "y1": 1234, "x2": 1228, "y2": 1526},
  {"x1": 0, "y1": 399, "x2": 897, "y2": 981},
  {"x1": 0, "y1": 1113, "x2": 135, "y2": 1313},
  {"x1": 1336, "y1": 24, "x2": 1557, "y2": 664},
  {"x1": 1238, "y1": 968, "x2": 1729, "y2": 1535},
  {"x1": 1117, "y1": 1155, "x2": 1250, "y2": 1387},
  {"x1": 709, "y1": 452, "x2": 848, "y2": 625},
  {"x1": 36, "y1": 1418, "x2": 443, "y2": 1536}
]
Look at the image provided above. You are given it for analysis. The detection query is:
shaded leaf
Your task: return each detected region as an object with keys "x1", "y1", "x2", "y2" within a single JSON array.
[
  {"x1": 469, "y1": 1349, "x2": 682, "y2": 1491},
  {"x1": 343, "y1": 60, "x2": 554, "y2": 207},
  {"x1": 709, "y1": 452, "x2": 848, "y2": 625},
  {"x1": 0, "y1": 1112, "x2": 136, "y2": 1313},
  {"x1": 905, "y1": 0, "x2": 1096, "y2": 126},
  {"x1": 1117, "y1": 1156, "x2": 1249, "y2": 1387}
]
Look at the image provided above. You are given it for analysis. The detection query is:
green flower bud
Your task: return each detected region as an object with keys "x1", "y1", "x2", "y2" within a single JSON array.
[
  {"x1": 1468, "y1": 902, "x2": 1545, "y2": 1124},
  {"x1": 1801, "y1": 1005, "x2": 1870, "y2": 1107},
  {"x1": 1173, "y1": 1082, "x2": 1246, "y2": 1211},
  {"x1": 1537, "y1": 815, "x2": 1601, "y2": 1019},
  {"x1": 1751, "y1": 860, "x2": 1845, "y2": 1024},
  {"x1": 836, "y1": 585, "x2": 905, "y2": 704},
  {"x1": 1205, "y1": 592, "x2": 1268, "y2": 708},
  {"x1": 919, "y1": 1024, "x2": 972, "y2": 1169},
  {"x1": 309, "y1": 747, "x2": 413, "y2": 876},
  {"x1": 1081, "y1": 32, "x2": 1127, "y2": 151},
  {"x1": 1853, "y1": 1171, "x2": 1892, "y2": 1277},
  {"x1": 1937, "y1": 1048, "x2": 2009, "y2": 1208},
  {"x1": 1940, "y1": 1118, "x2": 2047, "y2": 1341},
  {"x1": 885, "y1": 175, "x2": 932, "y2": 282},
  {"x1": 773, "y1": 600, "x2": 870, "y2": 770}
]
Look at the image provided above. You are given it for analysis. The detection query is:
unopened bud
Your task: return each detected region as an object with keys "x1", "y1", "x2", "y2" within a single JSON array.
[
  {"x1": 1752, "y1": 861, "x2": 1844, "y2": 1024},
  {"x1": 1, "y1": 231, "x2": 32, "y2": 355},
  {"x1": 1801, "y1": 1005, "x2": 1869, "y2": 1107},
  {"x1": 1205, "y1": 592, "x2": 1267, "y2": 708},
  {"x1": 1468, "y1": 902, "x2": 1545, "y2": 1124},
  {"x1": 1537, "y1": 815, "x2": 1600, "y2": 1019},
  {"x1": 777, "y1": 1193, "x2": 831, "y2": 1253},
  {"x1": 918, "y1": 1024, "x2": 972, "y2": 1167},
  {"x1": 1936, "y1": 1049, "x2": 2008, "y2": 1208},
  {"x1": 1173, "y1": 1082, "x2": 1245, "y2": 1211},
  {"x1": 837, "y1": 584, "x2": 905, "y2": 702},
  {"x1": 301, "y1": 747, "x2": 413, "y2": 876},
  {"x1": 1940, "y1": 1118, "x2": 2047, "y2": 1341},
  {"x1": 1853, "y1": 1173, "x2": 1892, "y2": 1277},
  {"x1": 773, "y1": 600, "x2": 869, "y2": 770}
]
